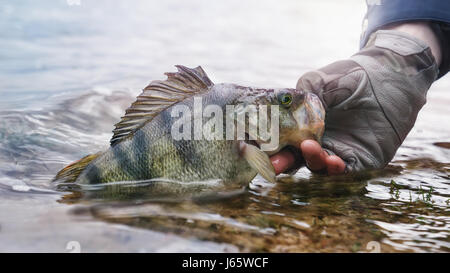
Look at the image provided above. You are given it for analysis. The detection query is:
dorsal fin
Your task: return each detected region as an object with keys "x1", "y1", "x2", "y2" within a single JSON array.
[{"x1": 110, "y1": 65, "x2": 214, "y2": 146}]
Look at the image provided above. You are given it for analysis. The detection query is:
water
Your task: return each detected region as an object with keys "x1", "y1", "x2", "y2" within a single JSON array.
[{"x1": 0, "y1": 0, "x2": 449, "y2": 252}]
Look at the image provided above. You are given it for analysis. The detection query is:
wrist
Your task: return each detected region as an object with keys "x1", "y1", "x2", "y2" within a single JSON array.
[
  {"x1": 350, "y1": 29, "x2": 438, "y2": 148},
  {"x1": 381, "y1": 21, "x2": 442, "y2": 66}
]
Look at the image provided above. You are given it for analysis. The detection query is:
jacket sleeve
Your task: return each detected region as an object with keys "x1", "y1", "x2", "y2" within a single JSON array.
[{"x1": 361, "y1": 0, "x2": 450, "y2": 78}]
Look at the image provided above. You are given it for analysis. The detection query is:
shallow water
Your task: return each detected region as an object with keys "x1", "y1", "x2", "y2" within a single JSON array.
[{"x1": 0, "y1": 0, "x2": 449, "y2": 252}]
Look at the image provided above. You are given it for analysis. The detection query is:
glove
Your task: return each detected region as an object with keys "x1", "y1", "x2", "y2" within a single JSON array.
[{"x1": 296, "y1": 30, "x2": 439, "y2": 172}]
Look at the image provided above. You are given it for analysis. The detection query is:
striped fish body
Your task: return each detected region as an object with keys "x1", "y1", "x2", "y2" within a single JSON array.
[
  {"x1": 54, "y1": 65, "x2": 325, "y2": 194},
  {"x1": 76, "y1": 84, "x2": 256, "y2": 188}
]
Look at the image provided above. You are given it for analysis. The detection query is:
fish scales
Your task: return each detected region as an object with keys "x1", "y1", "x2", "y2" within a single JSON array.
[
  {"x1": 76, "y1": 84, "x2": 255, "y2": 187},
  {"x1": 54, "y1": 65, "x2": 326, "y2": 195}
]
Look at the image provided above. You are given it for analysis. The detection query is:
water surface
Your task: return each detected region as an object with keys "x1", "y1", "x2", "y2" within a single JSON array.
[{"x1": 0, "y1": 0, "x2": 449, "y2": 252}]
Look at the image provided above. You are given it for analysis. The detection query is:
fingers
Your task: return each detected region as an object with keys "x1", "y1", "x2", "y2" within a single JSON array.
[
  {"x1": 301, "y1": 140, "x2": 345, "y2": 174},
  {"x1": 325, "y1": 155, "x2": 346, "y2": 175},
  {"x1": 300, "y1": 140, "x2": 328, "y2": 171},
  {"x1": 270, "y1": 140, "x2": 346, "y2": 175},
  {"x1": 270, "y1": 149, "x2": 296, "y2": 175}
]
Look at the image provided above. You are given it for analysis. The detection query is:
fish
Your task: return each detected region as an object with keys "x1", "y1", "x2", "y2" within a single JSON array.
[{"x1": 54, "y1": 65, "x2": 325, "y2": 195}]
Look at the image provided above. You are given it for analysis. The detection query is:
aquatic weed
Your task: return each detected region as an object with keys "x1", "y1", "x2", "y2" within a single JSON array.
[
  {"x1": 389, "y1": 180, "x2": 400, "y2": 200},
  {"x1": 390, "y1": 180, "x2": 437, "y2": 207}
]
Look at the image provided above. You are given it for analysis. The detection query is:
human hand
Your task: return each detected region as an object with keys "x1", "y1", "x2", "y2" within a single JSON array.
[
  {"x1": 272, "y1": 29, "x2": 439, "y2": 175},
  {"x1": 271, "y1": 140, "x2": 345, "y2": 175}
]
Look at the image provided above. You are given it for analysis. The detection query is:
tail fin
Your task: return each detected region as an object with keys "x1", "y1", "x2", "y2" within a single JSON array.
[{"x1": 54, "y1": 153, "x2": 101, "y2": 183}]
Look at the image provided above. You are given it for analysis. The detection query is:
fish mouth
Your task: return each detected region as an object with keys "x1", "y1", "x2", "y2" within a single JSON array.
[{"x1": 291, "y1": 92, "x2": 325, "y2": 144}]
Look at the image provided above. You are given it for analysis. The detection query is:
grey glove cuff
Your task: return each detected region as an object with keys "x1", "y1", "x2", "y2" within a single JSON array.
[
  {"x1": 351, "y1": 30, "x2": 438, "y2": 144},
  {"x1": 341, "y1": 30, "x2": 439, "y2": 171}
]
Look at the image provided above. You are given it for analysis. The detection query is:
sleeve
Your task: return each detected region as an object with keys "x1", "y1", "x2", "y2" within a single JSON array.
[{"x1": 360, "y1": 0, "x2": 450, "y2": 78}]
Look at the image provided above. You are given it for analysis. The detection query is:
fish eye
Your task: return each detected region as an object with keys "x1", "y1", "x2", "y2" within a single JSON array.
[{"x1": 278, "y1": 93, "x2": 293, "y2": 107}]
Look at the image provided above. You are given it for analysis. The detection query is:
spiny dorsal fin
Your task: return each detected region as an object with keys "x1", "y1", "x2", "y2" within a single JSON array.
[{"x1": 110, "y1": 65, "x2": 214, "y2": 146}]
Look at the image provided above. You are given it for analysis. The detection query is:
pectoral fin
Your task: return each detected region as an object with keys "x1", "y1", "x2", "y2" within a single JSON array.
[{"x1": 241, "y1": 142, "x2": 276, "y2": 183}]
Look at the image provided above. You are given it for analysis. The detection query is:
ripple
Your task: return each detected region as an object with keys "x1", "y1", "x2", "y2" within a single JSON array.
[{"x1": 0, "y1": 0, "x2": 449, "y2": 252}]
